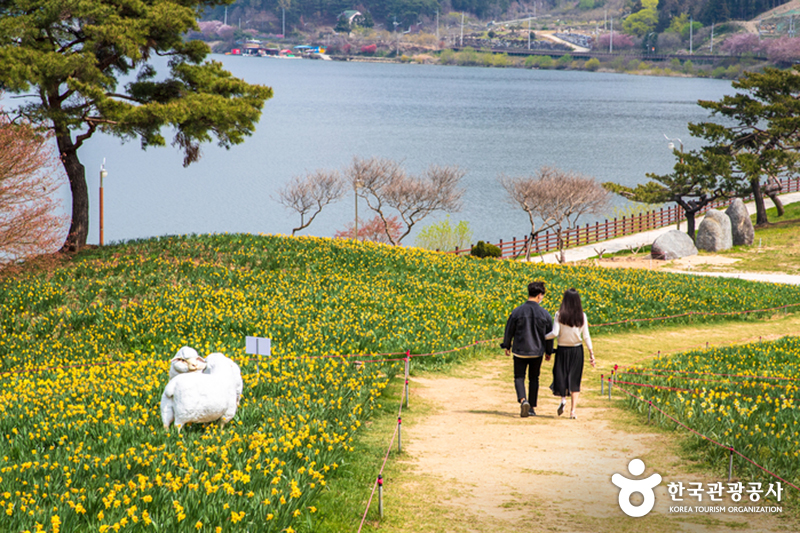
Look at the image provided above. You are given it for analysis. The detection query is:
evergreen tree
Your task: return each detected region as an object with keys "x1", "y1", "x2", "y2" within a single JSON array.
[
  {"x1": 0, "y1": 0, "x2": 273, "y2": 252},
  {"x1": 603, "y1": 148, "x2": 738, "y2": 240},
  {"x1": 691, "y1": 66, "x2": 800, "y2": 225}
]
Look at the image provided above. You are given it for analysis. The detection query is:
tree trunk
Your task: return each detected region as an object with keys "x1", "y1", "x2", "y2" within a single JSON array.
[
  {"x1": 56, "y1": 133, "x2": 88, "y2": 252},
  {"x1": 766, "y1": 192, "x2": 784, "y2": 217},
  {"x1": 751, "y1": 178, "x2": 769, "y2": 226},
  {"x1": 676, "y1": 199, "x2": 698, "y2": 242},
  {"x1": 685, "y1": 212, "x2": 697, "y2": 242},
  {"x1": 763, "y1": 178, "x2": 784, "y2": 217}
]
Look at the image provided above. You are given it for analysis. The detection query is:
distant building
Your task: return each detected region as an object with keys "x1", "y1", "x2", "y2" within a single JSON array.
[{"x1": 339, "y1": 10, "x2": 362, "y2": 25}]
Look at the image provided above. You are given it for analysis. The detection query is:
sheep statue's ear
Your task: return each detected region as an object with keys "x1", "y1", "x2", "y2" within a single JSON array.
[
  {"x1": 191, "y1": 357, "x2": 208, "y2": 371},
  {"x1": 175, "y1": 346, "x2": 200, "y2": 361}
]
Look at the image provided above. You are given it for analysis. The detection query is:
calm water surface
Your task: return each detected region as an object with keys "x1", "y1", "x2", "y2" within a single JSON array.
[{"x1": 76, "y1": 58, "x2": 734, "y2": 245}]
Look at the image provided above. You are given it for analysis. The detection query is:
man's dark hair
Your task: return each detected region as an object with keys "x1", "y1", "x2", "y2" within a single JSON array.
[
  {"x1": 557, "y1": 288, "x2": 585, "y2": 327},
  {"x1": 527, "y1": 281, "x2": 546, "y2": 297}
]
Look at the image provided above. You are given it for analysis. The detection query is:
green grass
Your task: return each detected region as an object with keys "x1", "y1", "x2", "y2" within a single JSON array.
[
  {"x1": 2, "y1": 234, "x2": 800, "y2": 531},
  {"x1": 618, "y1": 336, "x2": 800, "y2": 491},
  {"x1": 697, "y1": 200, "x2": 800, "y2": 274}
]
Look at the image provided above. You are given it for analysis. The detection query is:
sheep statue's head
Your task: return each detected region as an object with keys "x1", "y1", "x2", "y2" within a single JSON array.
[{"x1": 169, "y1": 346, "x2": 207, "y2": 379}]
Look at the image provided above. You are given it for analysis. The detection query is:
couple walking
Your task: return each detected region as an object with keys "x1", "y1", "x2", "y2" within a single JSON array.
[{"x1": 500, "y1": 281, "x2": 595, "y2": 419}]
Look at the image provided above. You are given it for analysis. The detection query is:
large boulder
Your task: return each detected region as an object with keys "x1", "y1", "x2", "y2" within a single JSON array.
[
  {"x1": 696, "y1": 209, "x2": 733, "y2": 252},
  {"x1": 651, "y1": 230, "x2": 698, "y2": 260},
  {"x1": 725, "y1": 198, "x2": 754, "y2": 246}
]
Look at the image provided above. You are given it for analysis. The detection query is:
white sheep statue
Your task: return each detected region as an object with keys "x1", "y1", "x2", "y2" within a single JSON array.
[
  {"x1": 168, "y1": 346, "x2": 207, "y2": 380},
  {"x1": 160, "y1": 351, "x2": 240, "y2": 432},
  {"x1": 203, "y1": 352, "x2": 244, "y2": 405}
]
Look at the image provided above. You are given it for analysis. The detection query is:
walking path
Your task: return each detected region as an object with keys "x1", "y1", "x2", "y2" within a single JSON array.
[
  {"x1": 386, "y1": 317, "x2": 800, "y2": 533},
  {"x1": 525, "y1": 192, "x2": 800, "y2": 285}
]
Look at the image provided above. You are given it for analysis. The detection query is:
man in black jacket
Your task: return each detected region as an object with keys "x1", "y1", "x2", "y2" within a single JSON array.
[{"x1": 500, "y1": 281, "x2": 554, "y2": 417}]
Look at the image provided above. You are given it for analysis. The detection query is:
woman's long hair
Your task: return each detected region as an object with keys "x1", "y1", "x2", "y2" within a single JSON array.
[{"x1": 558, "y1": 288, "x2": 584, "y2": 328}]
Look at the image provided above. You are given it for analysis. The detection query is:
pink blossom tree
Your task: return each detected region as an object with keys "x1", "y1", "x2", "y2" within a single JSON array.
[
  {"x1": 720, "y1": 33, "x2": 762, "y2": 55},
  {"x1": 0, "y1": 114, "x2": 67, "y2": 265},
  {"x1": 595, "y1": 32, "x2": 635, "y2": 50}
]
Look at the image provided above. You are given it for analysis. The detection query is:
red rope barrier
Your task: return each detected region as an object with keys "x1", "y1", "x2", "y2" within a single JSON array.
[
  {"x1": 4, "y1": 301, "x2": 799, "y2": 378},
  {"x1": 614, "y1": 383, "x2": 800, "y2": 493},
  {"x1": 613, "y1": 376, "x2": 798, "y2": 403},
  {"x1": 618, "y1": 367, "x2": 800, "y2": 383},
  {"x1": 616, "y1": 371, "x2": 800, "y2": 393},
  {"x1": 612, "y1": 378, "x2": 693, "y2": 393},
  {"x1": 356, "y1": 420, "x2": 398, "y2": 533},
  {"x1": 356, "y1": 363, "x2": 408, "y2": 531}
]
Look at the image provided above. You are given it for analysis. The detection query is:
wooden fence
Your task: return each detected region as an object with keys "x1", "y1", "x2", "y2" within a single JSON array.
[{"x1": 447, "y1": 177, "x2": 800, "y2": 259}]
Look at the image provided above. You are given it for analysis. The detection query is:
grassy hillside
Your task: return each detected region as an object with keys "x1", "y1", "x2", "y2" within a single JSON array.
[
  {"x1": 2, "y1": 233, "x2": 798, "y2": 371},
  {"x1": 1, "y1": 233, "x2": 799, "y2": 532}
]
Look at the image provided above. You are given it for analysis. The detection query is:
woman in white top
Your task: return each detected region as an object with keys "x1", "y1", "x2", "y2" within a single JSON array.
[{"x1": 546, "y1": 288, "x2": 595, "y2": 419}]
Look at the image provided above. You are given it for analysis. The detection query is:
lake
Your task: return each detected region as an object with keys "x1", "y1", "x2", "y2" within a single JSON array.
[{"x1": 73, "y1": 57, "x2": 734, "y2": 246}]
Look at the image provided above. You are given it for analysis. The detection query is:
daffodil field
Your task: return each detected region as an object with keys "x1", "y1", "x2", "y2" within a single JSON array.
[
  {"x1": 617, "y1": 337, "x2": 800, "y2": 492},
  {"x1": 1, "y1": 233, "x2": 799, "y2": 532}
]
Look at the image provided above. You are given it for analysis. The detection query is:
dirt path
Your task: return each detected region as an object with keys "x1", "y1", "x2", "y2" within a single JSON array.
[{"x1": 395, "y1": 354, "x2": 795, "y2": 532}]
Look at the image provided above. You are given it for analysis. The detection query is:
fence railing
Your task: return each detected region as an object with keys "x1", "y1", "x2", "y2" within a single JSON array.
[{"x1": 447, "y1": 177, "x2": 800, "y2": 259}]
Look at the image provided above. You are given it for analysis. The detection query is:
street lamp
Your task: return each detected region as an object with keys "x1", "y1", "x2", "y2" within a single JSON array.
[
  {"x1": 664, "y1": 133, "x2": 683, "y2": 155},
  {"x1": 664, "y1": 135, "x2": 683, "y2": 231},
  {"x1": 354, "y1": 180, "x2": 362, "y2": 241},
  {"x1": 99, "y1": 159, "x2": 108, "y2": 246}
]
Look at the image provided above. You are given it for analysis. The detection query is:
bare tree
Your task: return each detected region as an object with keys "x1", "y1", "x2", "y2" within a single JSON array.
[
  {"x1": 0, "y1": 115, "x2": 67, "y2": 266},
  {"x1": 347, "y1": 157, "x2": 465, "y2": 245},
  {"x1": 499, "y1": 167, "x2": 610, "y2": 262},
  {"x1": 498, "y1": 170, "x2": 561, "y2": 260},
  {"x1": 276, "y1": 170, "x2": 345, "y2": 236},
  {"x1": 538, "y1": 168, "x2": 611, "y2": 263}
]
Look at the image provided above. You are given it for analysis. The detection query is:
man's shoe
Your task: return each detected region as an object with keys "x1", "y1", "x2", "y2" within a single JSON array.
[
  {"x1": 520, "y1": 400, "x2": 530, "y2": 418},
  {"x1": 530, "y1": 408, "x2": 536, "y2": 416}
]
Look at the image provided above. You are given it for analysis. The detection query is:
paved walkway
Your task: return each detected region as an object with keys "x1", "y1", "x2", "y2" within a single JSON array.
[{"x1": 525, "y1": 192, "x2": 800, "y2": 285}]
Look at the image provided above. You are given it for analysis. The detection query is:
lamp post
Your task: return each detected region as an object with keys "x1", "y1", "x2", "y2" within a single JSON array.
[
  {"x1": 393, "y1": 19, "x2": 400, "y2": 56},
  {"x1": 99, "y1": 159, "x2": 108, "y2": 246},
  {"x1": 354, "y1": 180, "x2": 362, "y2": 241},
  {"x1": 664, "y1": 135, "x2": 683, "y2": 230},
  {"x1": 663, "y1": 133, "x2": 683, "y2": 159}
]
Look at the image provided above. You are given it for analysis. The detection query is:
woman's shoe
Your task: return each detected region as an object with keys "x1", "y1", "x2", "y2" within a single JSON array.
[
  {"x1": 557, "y1": 400, "x2": 566, "y2": 416},
  {"x1": 570, "y1": 412, "x2": 577, "y2": 419}
]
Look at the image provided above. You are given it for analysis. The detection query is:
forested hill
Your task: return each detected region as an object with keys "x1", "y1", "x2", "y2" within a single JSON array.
[
  {"x1": 658, "y1": 0, "x2": 793, "y2": 28},
  {"x1": 201, "y1": 0, "x2": 792, "y2": 31}
]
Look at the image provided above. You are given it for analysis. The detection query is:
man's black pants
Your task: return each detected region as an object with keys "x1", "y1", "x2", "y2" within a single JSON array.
[{"x1": 513, "y1": 355, "x2": 544, "y2": 407}]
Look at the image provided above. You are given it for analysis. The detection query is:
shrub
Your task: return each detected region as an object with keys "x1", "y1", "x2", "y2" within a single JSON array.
[
  {"x1": 524, "y1": 55, "x2": 538, "y2": 68},
  {"x1": 584, "y1": 57, "x2": 601, "y2": 70},
  {"x1": 415, "y1": 216, "x2": 473, "y2": 252},
  {"x1": 455, "y1": 48, "x2": 480, "y2": 66},
  {"x1": 711, "y1": 66, "x2": 726, "y2": 78},
  {"x1": 725, "y1": 64, "x2": 742, "y2": 78},
  {"x1": 492, "y1": 53, "x2": 512, "y2": 67},
  {"x1": 361, "y1": 44, "x2": 377, "y2": 54},
  {"x1": 439, "y1": 49, "x2": 456, "y2": 64},
  {"x1": 537, "y1": 55, "x2": 554, "y2": 68},
  {"x1": 470, "y1": 240, "x2": 501, "y2": 258},
  {"x1": 557, "y1": 54, "x2": 573, "y2": 68}
]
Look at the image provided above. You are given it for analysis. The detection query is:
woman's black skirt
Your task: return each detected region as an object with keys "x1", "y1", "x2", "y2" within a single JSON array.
[{"x1": 551, "y1": 345, "x2": 584, "y2": 396}]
